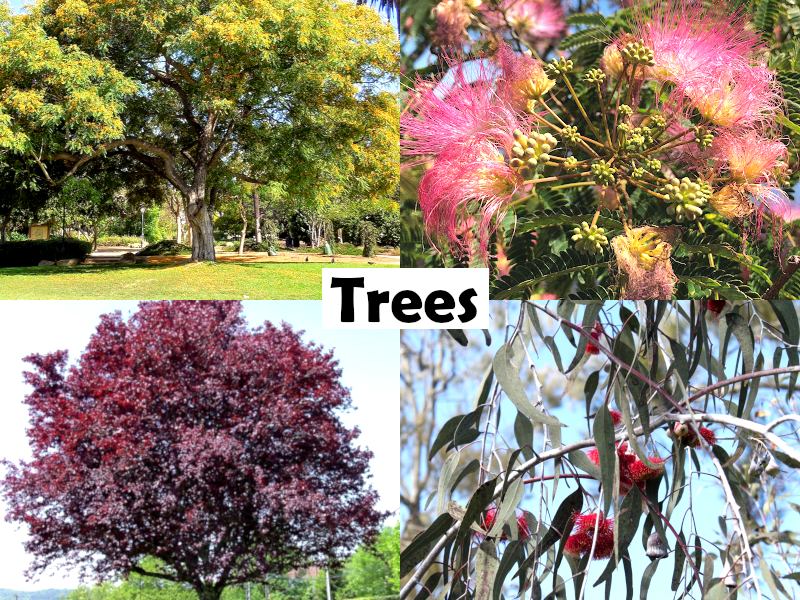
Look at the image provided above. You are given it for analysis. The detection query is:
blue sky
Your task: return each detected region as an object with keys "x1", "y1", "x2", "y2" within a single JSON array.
[
  {"x1": 402, "y1": 302, "x2": 800, "y2": 600},
  {"x1": 0, "y1": 301, "x2": 399, "y2": 591}
]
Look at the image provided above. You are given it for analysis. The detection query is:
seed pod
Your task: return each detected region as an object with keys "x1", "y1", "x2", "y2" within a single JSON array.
[
  {"x1": 645, "y1": 533, "x2": 668, "y2": 561},
  {"x1": 722, "y1": 561, "x2": 737, "y2": 588},
  {"x1": 765, "y1": 456, "x2": 781, "y2": 477},
  {"x1": 750, "y1": 453, "x2": 768, "y2": 477}
]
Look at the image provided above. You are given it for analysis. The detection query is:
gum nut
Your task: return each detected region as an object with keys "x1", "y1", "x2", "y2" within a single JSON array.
[
  {"x1": 539, "y1": 154, "x2": 550, "y2": 163},
  {"x1": 674, "y1": 423, "x2": 688, "y2": 437},
  {"x1": 765, "y1": 457, "x2": 780, "y2": 476}
]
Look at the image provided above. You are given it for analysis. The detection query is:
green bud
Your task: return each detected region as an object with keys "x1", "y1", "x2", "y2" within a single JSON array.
[
  {"x1": 591, "y1": 160, "x2": 616, "y2": 186},
  {"x1": 661, "y1": 177, "x2": 708, "y2": 223},
  {"x1": 547, "y1": 56, "x2": 574, "y2": 76},
  {"x1": 571, "y1": 221, "x2": 609, "y2": 254},
  {"x1": 584, "y1": 68, "x2": 606, "y2": 84},
  {"x1": 620, "y1": 40, "x2": 655, "y2": 67}
]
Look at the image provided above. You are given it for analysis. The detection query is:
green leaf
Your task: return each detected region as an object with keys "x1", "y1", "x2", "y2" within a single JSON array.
[
  {"x1": 594, "y1": 490, "x2": 643, "y2": 586},
  {"x1": 640, "y1": 560, "x2": 659, "y2": 600},
  {"x1": 493, "y1": 542, "x2": 525, "y2": 600},
  {"x1": 559, "y1": 26, "x2": 607, "y2": 50},
  {"x1": 514, "y1": 411, "x2": 535, "y2": 463},
  {"x1": 429, "y1": 414, "x2": 469, "y2": 461},
  {"x1": 567, "y1": 302, "x2": 603, "y2": 372},
  {"x1": 487, "y1": 478, "x2": 524, "y2": 538},
  {"x1": 446, "y1": 330, "x2": 469, "y2": 346},
  {"x1": 673, "y1": 263, "x2": 757, "y2": 299},
  {"x1": 769, "y1": 300, "x2": 800, "y2": 398},
  {"x1": 491, "y1": 249, "x2": 611, "y2": 299},
  {"x1": 593, "y1": 401, "x2": 617, "y2": 515},
  {"x1": 568, "y1": 449, "x2": 602, "y2": 480},
  {"x1": 754, "y1": 0, "x2": 780, "y2": 36},
  {"x1": 475, "y1": 539, "x2": 499, "y2": 600},
  {"x1": 671, "y1": 529, "x2": 686, "y2": 591},
  {"x1": 725, "y1": 312, "x2": 754, "y2": 373},
  {"x1": 455, "y1": 478, "x2": 498, "y2": 549},
  {"x1": 437, "y1": 452, "x2": 461, "y2": 516},
  {"x1": 473, "y1": 364, "x2": 494, "y2": 410},
  {"x1": 584, "y1": 370, "x2": 600, "y2": 423},
  {"x1": 414, "y1": 572, "x2": 442, "y2": 600},
  {"x1": 516, "y1": 206, "x2": 622, "y2": 231},
  {"x1": 493, "y1": 343, "x2": 562, "y2": 427},
  {"x1": 450, "y1": 459, "x2": 480, "y2": 496},
  {"x1": 512, "y1": 488, "x2": 583, "y2": 580},
  {"x1": 401, "y1": 513, "x2": 455, "y2": 577},
  {"x1": 566, "y1": 12, "x2": 608, "y2": 26}
]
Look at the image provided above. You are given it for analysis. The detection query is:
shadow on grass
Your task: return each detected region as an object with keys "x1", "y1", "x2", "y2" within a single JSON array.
[{"x1": 0, "y1": 262, "x2": 192, "y2": 277}]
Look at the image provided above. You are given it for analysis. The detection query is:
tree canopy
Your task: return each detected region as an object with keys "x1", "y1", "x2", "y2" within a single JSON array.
[
  {"x1": 0, "y1": 0, "x2": 398, "y2": 260},
  {"x1": 1, "y1": 301, "x2": 386, "y2": 600}
]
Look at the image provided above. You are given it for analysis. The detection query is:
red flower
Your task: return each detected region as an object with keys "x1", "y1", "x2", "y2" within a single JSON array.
[
  {"x1": 609, "y1": 410, "x2": 623, "y2": 427},
  {"x1": 481, "y1": 507, "x2": 531, "y2": 541},
  {"x1": 703, "y1": 300, "x2": 726, "y2": 315},
  {"x1": 585, "y1": 322, "x2": 604, "y2": 355},
  {"x1": 627, "y1": 456, "x2": 666, "y2": 482},
  {"x1": 673, "y1": 423, "x2": 716, "y2": 448},
  {"x1": 564, "y1": 511, "x2": 614, "y2": 559}
]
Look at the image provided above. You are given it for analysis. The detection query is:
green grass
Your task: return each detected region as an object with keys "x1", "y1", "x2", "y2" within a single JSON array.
[{"x1": 0, "y1": 262, "x2": 396, "y2": 300}]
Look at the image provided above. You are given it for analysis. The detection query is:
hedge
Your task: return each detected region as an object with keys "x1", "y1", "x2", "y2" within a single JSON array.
[
  {"x1": 0, "y1": 238, "x2": 93, "y2": 268},
  {"x1": 137, "y1": 240, "x2": 192, "y2": 256},
  {"x1": 96, "y1": 235, "x2": 143, "y2": 246}
]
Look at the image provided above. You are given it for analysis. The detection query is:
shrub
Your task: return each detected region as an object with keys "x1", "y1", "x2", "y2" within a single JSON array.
[
  {"x1": 137, "y1": 240, "x2": 192, "y2": 256},
  {"x1": 341, "y1": 209, "x2": 400, "y2": 247},
  {"x1": 96, "y1": 235, "x2": 143, "y2": 247},
  {"x1": 6, "y1": 231, "x2": 28, "y2": 242},
  {"x1": 0, "y1": 238, "x2": 92, "y2": 268}
]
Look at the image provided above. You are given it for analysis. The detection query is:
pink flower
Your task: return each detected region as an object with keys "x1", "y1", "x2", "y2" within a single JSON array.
[
  {"x1": 713, "y1": 129, "x2": 788, "y2": 184},
  {"x1": 627, "y1": 0, "x2": 765, "y2": 84},
  {"x1": 493, "y1": 42, "x2": 555, "y2": 113},
  {"x1": 418, "y1": 138, "x2": 522, "y2": 263},
  {"x1": 401, "y1": 57, "x2": 523, "y2": 164},
  {"x1": 480, "y1": 0, "x2": 565, "y2": 50},
  {"x1": 432, "y1": 0, "x2": 472, "y2": 52},
  {"x1": 679, "y1": 65, "x2": 780, "y2": 130}
]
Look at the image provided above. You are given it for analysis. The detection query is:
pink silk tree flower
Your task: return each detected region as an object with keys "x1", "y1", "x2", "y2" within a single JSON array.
[
  {"x1": 401, "y1": 57, "x2": 523, "y2": 165},
  {"x1": 713, "y1": 129, "x2": 788, "y2": 184},
  {"x1": 627, "y1": 0, "x2": 765, "y2": 84},
  {"x1": 480, "y1": 0, "x2": 565, "y2": 51},
  {"x1": 679, "y1": 65, "x2": 781, "y2": 130},
  {"x1": 432, "y1": 0, "x2": 472, "y2": 52},
  {"x1": 418, "y1": 138, "x2": 522, "y2": 264},
  {"x1": 493, "y1": 42, "x2": 555, "y2": 113}
]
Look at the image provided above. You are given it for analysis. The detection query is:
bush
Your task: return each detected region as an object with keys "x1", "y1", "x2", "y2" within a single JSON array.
[
  {"x1": 0, "y1": 238, "x2": 92, "y2": 267},
  {"x1": 6, "y1": 231, "x2": 28, "y2": 242},
  {"x1": 137, "y1": 240, "x2": 192, "y2": 256},
  {"x1": 341, "y1": 209, "x2": 400, "y2": 247},
  {"x1": 96, "y1": 235, "x2": 143, "y2": 246}
]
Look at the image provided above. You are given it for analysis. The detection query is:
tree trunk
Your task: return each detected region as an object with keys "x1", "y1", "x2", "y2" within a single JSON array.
[
  {"x1": 238, "y1": 196, "x2": 247, "y2": 256},
  {"x1": 253, "y1": 188, "x2": 262, "y2": 244},
  {"x1": 92, "y1": 221, "x2": 98, "y2": 251},
  {"x1": 186, "y1": 186, "x2": 216, "y2": 261},
  {"x1": 0, "y1": 214, "x2": 8, "y2": 243},
  {"x1": 197, "y1": 587, "x2": 222, "y2": 600},
  {"x1": 176, "y1": 209, "x2": 183, "y2": 245}
]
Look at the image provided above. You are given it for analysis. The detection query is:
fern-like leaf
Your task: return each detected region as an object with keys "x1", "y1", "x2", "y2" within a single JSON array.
[
  {"x1": 566, "y1": 13, "x2": 608, "y2": 28},
  {"x1": 672, "y1": 263, "x2": 758, "y2": 299},
  {"x1": 515, "y1": 206, "x2": 623, "y2": 232},
  {"x1": 754, "y1": 0, "x2": 780, "y2": 37},
  {"x1": 490, "y1": 249, "x2": 611, "y2": 299},
  {"x1": 559, "y1": 27, "x2": 608, "y2": 51}
]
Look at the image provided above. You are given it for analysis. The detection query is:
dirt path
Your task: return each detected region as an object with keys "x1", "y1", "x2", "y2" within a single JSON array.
[{"x1": 140, "y1": 251, "x2": 400, "y2": 265}]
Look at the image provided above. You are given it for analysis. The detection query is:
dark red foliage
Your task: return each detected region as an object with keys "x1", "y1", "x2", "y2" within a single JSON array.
[
  {"x1": 585, "y1": 322, "x2": 603, "y2": 355},
  {"x1": 1, "y1": 301, "x2": 385, "y2": 599}
]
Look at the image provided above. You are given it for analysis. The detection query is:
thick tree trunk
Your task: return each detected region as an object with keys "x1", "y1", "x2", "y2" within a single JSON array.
[
  {"x1": 0, "y1": 214, "x2": 8, "y2": 243},
  {"x1": 92, "y1": 221, "x2": 98, "y2": 251},
  {"x1": 253, "y1": 188, "x2": 262, "y2": 244},
  {"x1": 186, "y1": 186, "x2": 216, "y2": 261},
  {"x1": 176, "y1": 209, "x2": 183, "y2": 245}
]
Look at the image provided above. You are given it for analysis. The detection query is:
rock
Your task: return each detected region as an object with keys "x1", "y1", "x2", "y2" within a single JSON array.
[
  {"x1": 56, "y1": 258, "x2": 80, "y2": 266},
  {"x1": 134, "y1": 256, "x2": 148, "y2": 264},
  {"x1": 38, "y1": 260, "x2": 56, "y2": 267},
  {"x1": 225, "y1": 241, "x2": 234, "y2": 247},
  {"x1": 119, "y1": 252, "x2": 136, "y2": 264}
]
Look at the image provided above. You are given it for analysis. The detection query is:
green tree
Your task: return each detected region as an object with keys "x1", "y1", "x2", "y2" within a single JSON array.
[
  {"x1": 0, "y1": 0, "x2": 398, "y2": 261},
  {"x1": 341, "y1": 523, "x2": 400, "y2": 598}
]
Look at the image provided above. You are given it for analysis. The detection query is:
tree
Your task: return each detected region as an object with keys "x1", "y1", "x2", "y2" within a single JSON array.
[
  {"x1": 401, "y1": 300, "x2": 800, "y2": 600},
  {"x1": 341, "y1": 523, "x2": 400, "y2": 598},
  {"x1": 0, "y1": 0, "x2": 398, "y2": 261},
  {"x1": 2, "y1": 301, "x2": 386, "y2": 600}
]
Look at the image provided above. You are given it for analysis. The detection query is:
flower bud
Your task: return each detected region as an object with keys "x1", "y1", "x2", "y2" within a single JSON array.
[{"x1": 645, "y1": 533, "x2": 668, "y2": 561}]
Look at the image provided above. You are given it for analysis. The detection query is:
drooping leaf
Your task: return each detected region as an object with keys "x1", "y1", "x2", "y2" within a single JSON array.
[
  {"x1": 593, "y1": 400, "x2": 617, "y2": 515},
  {"x1": 455, "y1": 478, "x2": 498, "y2": 549},
  {"x1": 401, "y1": 513, "x2": 455, "y2": 577},
  {"x1": 437, "y1": 452, "x2": 461, "y2": 516},
  {"x1": 640, "y1": 560, "x2": 659, "y2": 600},
  {"x1": 446, "y1": 330, "x2": 469, "y2": 347},
  {"x1": 475, "y1": 539, "x2": 500, "y2": 600},
  {"x1": 493, "y1": 343, "x2": 562, "y2": 427}
]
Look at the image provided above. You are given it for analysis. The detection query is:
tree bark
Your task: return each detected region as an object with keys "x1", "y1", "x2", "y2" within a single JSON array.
[
  {"x1": 186, "y1": 186, "x2": 216, "y2": 261},
  {"x1": 92, "y1": 221, "x2": 98, "y2": 251},
  {"x1": 238, "y1": 196, "x2": 247, "y2": 256},
  {"x1": 0, "y1": 214, "x2": 8, "y2": 243},
  {"x1": 253, "y1": 188, "x2": 262, "y2": 244}
]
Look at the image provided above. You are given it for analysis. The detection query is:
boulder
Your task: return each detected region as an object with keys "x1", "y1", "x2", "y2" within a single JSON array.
[
  {"x1": 119, "y1": 252, "x2": 136, "y2": 264},
  {"x1": 38, "y1": 260, "x2": 56, "y2": 267},
  {"x1": 56, "y1": 258, "x2": 80, "y2": 266},
  {"x1": 134, "y1": 256, "x2": 148, "y2": 264}
]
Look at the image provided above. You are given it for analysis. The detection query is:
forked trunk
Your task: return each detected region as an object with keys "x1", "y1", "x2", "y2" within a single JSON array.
[{"x1": 186, "y1": 188, "x2": 216, "y2": 261}]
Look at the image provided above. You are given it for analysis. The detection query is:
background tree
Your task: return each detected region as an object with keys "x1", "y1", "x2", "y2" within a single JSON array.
[
  {"x1": 0, "y1": 0, "x2": 398, "y2": 261},
  {"x1": 341, "y1": 523, "x2": 401, "y2": 599},
  {"x1": 1, "y1": 301, "x2": 386, "y2": 600},
  {"x1": 401, "y1": 301, "x2": 800, "y2": 600}
]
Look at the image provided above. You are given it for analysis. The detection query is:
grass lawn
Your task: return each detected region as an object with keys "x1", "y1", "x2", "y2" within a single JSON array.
[{"x1": 0, "y1": 261, "x2": 396, "y2": 300}]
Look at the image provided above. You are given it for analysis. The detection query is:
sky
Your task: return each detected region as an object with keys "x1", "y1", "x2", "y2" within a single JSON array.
[
  {"x1": 401, "y1": 302, "x2": 800, "y2": 600},
  {"x1": 0, "y1": 301, "x2": 399, "y2": 592}
]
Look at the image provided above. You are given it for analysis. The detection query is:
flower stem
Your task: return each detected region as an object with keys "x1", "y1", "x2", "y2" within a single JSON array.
[{"x1": 563, "y1": 76, "x2": 603, "y2": 142}]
